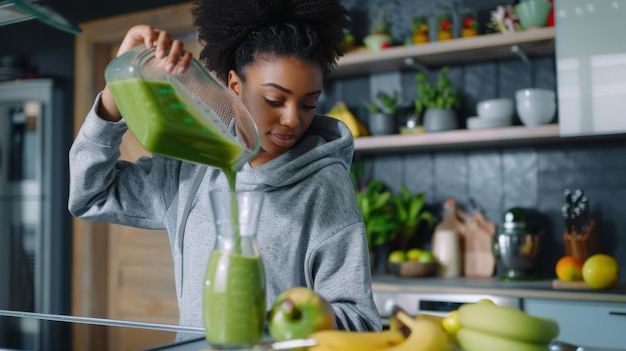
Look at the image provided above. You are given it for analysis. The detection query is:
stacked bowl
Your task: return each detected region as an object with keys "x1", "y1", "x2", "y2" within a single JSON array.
[
  {"x1": 515, "y1": 88, "x2": 556, "y2": 127},
  {"x1": 467, "y1": 98, "x2": 514, "y2": 129}
]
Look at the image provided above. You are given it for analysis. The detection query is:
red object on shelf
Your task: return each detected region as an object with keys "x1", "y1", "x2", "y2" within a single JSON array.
[{"x1": 547, "y1": 0, "x2": 555, "y2": 26}]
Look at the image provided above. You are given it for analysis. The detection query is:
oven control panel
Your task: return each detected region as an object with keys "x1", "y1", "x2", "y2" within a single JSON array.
[{"x1": 372, "y1": 291, "x2": 522, "y2": 322}]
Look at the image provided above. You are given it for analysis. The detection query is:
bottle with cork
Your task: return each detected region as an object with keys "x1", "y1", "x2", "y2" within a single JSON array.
[{"x1": 431, "y1": 198, "x2": 462, "y2": 278}]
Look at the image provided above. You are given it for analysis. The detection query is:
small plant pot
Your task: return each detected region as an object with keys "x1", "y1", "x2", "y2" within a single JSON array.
[
  {"x1": 363, "y1": 33, "x2": 393, "y2": 51},
  {"x1": 423, "y1": 108, "x2": 457, "y2": 132},
  {"x1": 369, "y1": 112, "x2": 396, "y2": 135}
]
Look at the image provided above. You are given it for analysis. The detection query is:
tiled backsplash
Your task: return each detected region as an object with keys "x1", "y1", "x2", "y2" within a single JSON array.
[
  {"x1": 328, "y1": 0, "x2": 626, "y2": 280},
  {"x1": 354, "y1": 140, "x2": 626, "y2": 279}
]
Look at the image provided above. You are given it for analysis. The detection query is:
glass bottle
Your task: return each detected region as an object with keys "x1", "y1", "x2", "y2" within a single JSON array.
[
  {"x1": 203, "y1": 190, "x2": 266, "y2": 349},
  {"x1": 431, "y1": 198, "x2": 461, "y2": 278}
]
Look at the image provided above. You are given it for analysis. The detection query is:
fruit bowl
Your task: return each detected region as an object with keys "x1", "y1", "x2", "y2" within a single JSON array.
[{"x1": 387, "y1": 261, "x2": 438, "y2": 278}]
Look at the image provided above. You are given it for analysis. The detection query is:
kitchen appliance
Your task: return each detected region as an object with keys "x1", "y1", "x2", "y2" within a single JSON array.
[
  {"x1": 493, "y1": 207, "x2": 542, "y2": 280},
  {"x1": 0, "y1": 79, "x2": 71, "y2": 316},
  {"x1": 104, "y1": 44, "x2": 260, "y2": 172},
  {"x1": 371, "y1": 291, "x2": 521, "y2": 327}
]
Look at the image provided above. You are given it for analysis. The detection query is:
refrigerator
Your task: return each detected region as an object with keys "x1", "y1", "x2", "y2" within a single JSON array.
[{"x1": 0, "y1": 78, "x2": 71, "y2": 316}]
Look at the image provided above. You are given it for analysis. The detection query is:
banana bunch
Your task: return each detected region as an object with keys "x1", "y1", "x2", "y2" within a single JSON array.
[
  {"x1": 306, "y1": 310, "x2": 451, "y2": 351},
  {"x1": 455, "y1": 301, "x2": 559, "y2": 351},
  {"x1": 324, "y1": 101, "x2": 368, "y2": 138}
]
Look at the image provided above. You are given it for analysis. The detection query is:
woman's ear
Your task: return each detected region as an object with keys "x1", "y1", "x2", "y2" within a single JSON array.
[{"x1": 228, "y1": 70, "x2": 242, "y2": 97}]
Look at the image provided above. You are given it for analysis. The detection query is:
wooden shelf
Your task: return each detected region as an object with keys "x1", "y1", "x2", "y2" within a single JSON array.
[
  {"x1": 354, "y1": 124, "x2": 561, "y2": 153},
  {"x1": 332, "y1": 27, "x2": 555, "y2": 77}
]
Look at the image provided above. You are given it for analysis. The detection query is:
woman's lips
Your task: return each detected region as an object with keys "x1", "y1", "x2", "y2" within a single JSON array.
[{"x1": 270, "y1": 132, "x2": 297, "y2": 148}]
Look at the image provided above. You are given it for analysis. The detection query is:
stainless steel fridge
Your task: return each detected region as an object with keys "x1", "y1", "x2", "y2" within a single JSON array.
[{"x1": 0, "y1": 78, "x2": 71, "y2": 316}]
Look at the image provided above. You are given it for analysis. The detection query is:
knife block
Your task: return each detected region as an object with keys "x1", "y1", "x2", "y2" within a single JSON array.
[{"x1": 563, "y1": 218, "x2": 598, "y2": 262}]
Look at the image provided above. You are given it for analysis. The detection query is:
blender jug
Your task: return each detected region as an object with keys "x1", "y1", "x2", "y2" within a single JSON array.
[{"x1": 104, "y1": 45, "x2": 259, "y2": 171}]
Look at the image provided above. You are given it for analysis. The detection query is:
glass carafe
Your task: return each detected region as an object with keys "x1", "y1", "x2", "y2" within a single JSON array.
[{"x1": 203, "y1": 191, "x2": 266, "y2": 349}]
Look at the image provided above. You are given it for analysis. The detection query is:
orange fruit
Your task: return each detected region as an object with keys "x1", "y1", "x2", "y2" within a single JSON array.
[
  {"x1": 555, "y1": 256, "x2": 583, "y2": 281},
  {"x1": 582, "y1": 254, "x2": 620, "y2": 289}
]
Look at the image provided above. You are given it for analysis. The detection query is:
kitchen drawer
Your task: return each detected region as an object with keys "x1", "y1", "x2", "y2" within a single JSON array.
[{"x1": 523, "y1": 298, "x2": 626, "y2": 349}]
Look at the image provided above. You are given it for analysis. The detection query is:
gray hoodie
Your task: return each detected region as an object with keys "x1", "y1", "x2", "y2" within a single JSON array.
[{"x1": 68, "y1": 94, "x2": 382, "y2": 332}]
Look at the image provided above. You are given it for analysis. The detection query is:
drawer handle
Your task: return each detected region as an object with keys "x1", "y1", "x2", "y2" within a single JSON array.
[{"x1": 609, "y1": 311, "x2": 626, "y2": 316}]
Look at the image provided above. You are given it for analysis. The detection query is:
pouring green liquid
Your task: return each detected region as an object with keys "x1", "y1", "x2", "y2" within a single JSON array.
[
  {"x1": 109, "y1": 77, "x2": 265, "y2": 347},
  {"x1": 108, "y1": 79, "x2": 247, "y2": 170},
  {"x1": 108, "y1": 78, "x2": 249, "y2": 252}
]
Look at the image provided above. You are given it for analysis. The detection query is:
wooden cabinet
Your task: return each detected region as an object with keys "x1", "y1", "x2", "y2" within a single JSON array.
[{"x1": 524, "y1": 298, "x2": 626, "y2": 349}]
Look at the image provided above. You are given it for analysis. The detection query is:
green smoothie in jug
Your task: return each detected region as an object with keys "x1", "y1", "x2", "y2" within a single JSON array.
[{"x1": 107, "y1": 79, "x2": 246, "y2": 169}]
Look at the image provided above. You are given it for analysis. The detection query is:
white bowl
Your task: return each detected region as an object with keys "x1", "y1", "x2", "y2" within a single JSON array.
[
  {"x1": 477, "y1": 98, "x2": 514, "y2": 119},
  {"x1": 516, "y1": 99, "x2": 556, "y2": 127},
  {"x1": 515, "y1": 88, "x2": 556, "y2": 102},
  {"x1": 467, "y1": 115, "x2": 512, "y2": 129}
]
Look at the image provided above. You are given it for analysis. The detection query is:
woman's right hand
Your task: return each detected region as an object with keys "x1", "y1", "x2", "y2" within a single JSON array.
[{"x1": 99, "y1": 25, "x2": 193, "y2": 122}]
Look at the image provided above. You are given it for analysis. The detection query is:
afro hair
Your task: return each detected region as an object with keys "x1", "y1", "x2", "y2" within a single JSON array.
[{"x1": 192, "y1": 0, "x2": 350, "y2": 83}]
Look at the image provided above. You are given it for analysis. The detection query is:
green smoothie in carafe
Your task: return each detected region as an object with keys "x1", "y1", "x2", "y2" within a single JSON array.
[
  {"x1": 203, "y1": 249, "x2": 266, "y2": 347},
  {"x1": 107, "y1": 79, "x2": 246, "y2": 169}
]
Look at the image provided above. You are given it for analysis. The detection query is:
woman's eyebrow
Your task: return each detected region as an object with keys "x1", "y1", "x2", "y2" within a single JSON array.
[{"x1": 261, "y1": 82, "x2": 321, "y2": 96}]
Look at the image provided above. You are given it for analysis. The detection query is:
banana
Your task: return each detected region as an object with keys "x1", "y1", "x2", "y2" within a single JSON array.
[
  {"x1": 456, "y1": 328, "x2": 549, "y2": 351},
  {"x1": 325, "y1": 101, "x2": 367, "y2": 138},
  {"x1": 416, "y1": 313, "x2": 444, "y2": 325},
  {"x1": 383, "y1": 310, "x2": 451, "y2": 351},
  {"x1": 306, "y1": 329, "x2": 405, "y2": 351},
  {"x1": 457, "y1": 302, "x2": 559, "y2": 345}
]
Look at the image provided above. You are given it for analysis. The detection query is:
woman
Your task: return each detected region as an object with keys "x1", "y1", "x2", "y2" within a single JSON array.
[{"x1": 68, "y1": 0, "x2": 381, "y2": 332}]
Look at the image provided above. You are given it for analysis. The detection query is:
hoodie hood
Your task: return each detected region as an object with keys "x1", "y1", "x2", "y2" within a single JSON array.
[{"x1": 235, "y1": 114, "x2": 354, "y2": 190}]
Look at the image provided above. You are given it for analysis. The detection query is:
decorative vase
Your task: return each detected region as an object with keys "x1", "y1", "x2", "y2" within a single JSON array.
[
  {"x1": 423, "y1": 108, "x2": 457, "y2": 132},
  {"x1": 369, "y1": 112, "x2": 396, "y2": 136},
  {"x1": 203, "y1": 191, "x2": 266, "y2": 349}
]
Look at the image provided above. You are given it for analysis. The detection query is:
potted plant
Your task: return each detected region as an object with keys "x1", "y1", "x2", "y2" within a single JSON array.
[
  {"x1": 414, "y1": 66, "x2": 462, "y2": 132},
  {"x1": 363, "y1": 7, "x2": 394, "y2": 51},
  {"x1": 392, "y1": 184, "x2": 435, "y2": 250},
  {"x1": 412, "y1": 15, "x2": 429, "y2": 45},
  {"x1": 364, "y1": 91, "x2": 403, "y2": 135}
]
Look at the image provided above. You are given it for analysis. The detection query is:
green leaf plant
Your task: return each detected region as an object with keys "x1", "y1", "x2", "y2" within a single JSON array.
[
  {"x1": 351, "y1": 161, "x2": 434, "y2": 251},
  {"x1": 392, "y1": 184, "x2": 434, "y2": 249},
  {"x1": 414, "y1": 66, "x2": 462, "y2": 115},
  {"x1": 364, "y1": 91, "x2": 405, "y2": 116}
]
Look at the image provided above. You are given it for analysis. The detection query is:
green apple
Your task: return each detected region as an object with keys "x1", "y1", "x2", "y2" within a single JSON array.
[
  {"x1": 388, "y1": 250, "x2": 407, "y2": 264},
  {"x1": 418, "y1": 250, "x2": 436, "y2": 263},
  {"x1": 406, "y1": 248, "x2": 423, "y2": 261},
  {"x1": 268, "y1": 287, "x2": 335, "y2": 341}
]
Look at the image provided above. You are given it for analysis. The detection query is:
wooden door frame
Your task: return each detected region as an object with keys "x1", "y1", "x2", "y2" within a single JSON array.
[{"x1": 72, "y1": 2, "x2": 195, "y2": 349}]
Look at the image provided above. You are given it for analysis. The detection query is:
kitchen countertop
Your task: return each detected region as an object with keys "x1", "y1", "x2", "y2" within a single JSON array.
[{"x1": 371, "y1": 275, "x2": 626, "y2": 303}]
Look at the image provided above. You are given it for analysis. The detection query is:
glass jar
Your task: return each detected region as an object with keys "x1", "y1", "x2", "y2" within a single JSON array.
[{"x1": 203, "y1": 191, "x2": 266, "y2": 349}]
